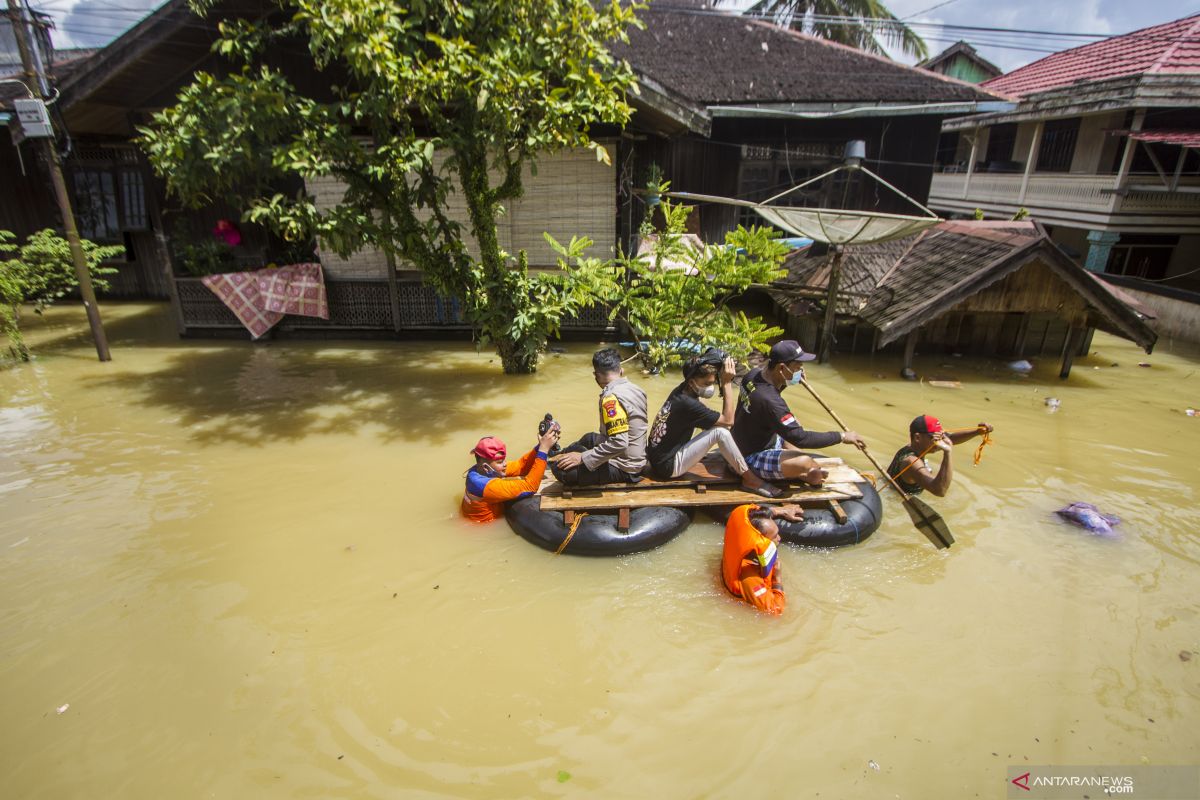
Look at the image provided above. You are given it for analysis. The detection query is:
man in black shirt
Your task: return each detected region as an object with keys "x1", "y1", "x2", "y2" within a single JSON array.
[
  {"x1": 646, "y1": 349, "x2": 780, "y2": 497},
  {"x1": 732, "y1": 340, "x2": 865, "y2": 484}
]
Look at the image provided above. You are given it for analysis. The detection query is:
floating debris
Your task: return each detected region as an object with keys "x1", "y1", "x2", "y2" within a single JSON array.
[
  {"x1": 1008, "y1": 359, "x2": 1033, "y2": 373},
  {"x1": 900, "y1": 368, "x2": 917, "y2": 381},
  {"x1": 1186, "y1": 408, "x2": 1197, "y2": 417},
  {"x1": 1055, "y1": 503, "x2": 1120, "y2": 537},
  {"x1": 56, "y1": 704, "x2": 69, "y2": 715},
  {"x1": 1138, "y1": 362, "x2": 1152, "y2": 367},
  {"x1": 928, "y1": 380, "x2": 962, "y2": 389},
  {"x1": 1045, "y1": 397, "x2": 1061, "y2": 412},
  {"x1": 868, "y1": 760, "x2": 880, "y2": 771}
]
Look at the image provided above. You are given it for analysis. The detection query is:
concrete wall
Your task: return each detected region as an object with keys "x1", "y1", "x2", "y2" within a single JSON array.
[
  {"x1": 1162, "y1": 234, "x2": 1200, "y2": 293},
  {"x1": 1071, "y1": 113, "x2": 1123, "y2": 174}
]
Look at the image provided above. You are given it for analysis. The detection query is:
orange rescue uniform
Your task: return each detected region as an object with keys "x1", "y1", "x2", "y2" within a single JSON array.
[
  {"x1": 461, "y1": 447, "x2": 548, "y2": 523},
  {"x1": 721, "y1": 504, "x2": 786, "y2": 615}
]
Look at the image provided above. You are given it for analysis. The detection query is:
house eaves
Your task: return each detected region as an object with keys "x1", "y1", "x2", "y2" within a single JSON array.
[
  {"x1": 632, "y1": 73, "x2": 712, "y2": 137},
  {"x1": 709, "y1": 100, "x2": 1015, "y2": 119},
  {"x1": 942, "y1": 73, "x2": 1200, "y2": 131}
]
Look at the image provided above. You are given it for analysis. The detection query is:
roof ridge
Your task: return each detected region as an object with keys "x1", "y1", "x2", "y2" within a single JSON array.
[
  {"x1": 1149, "y1": 15, "x2": 1200, "y2": 74},
  {"x1": 740, "y1": 16, "x2": 1004, "y2": 98}
]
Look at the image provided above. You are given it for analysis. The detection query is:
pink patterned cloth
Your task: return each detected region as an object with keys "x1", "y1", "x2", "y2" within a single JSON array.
[{"x1": 202, "y1": 263, "x2": 329, "y2": 339}]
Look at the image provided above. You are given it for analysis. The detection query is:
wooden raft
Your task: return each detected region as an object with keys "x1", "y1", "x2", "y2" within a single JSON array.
[{"x1": 538, "y1": 455, "x2": 868, "y2": 530}]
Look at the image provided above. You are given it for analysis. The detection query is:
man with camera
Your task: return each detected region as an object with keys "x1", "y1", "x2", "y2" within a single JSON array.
[{"x1": 646, "y1": 347, "x2": 781, "y2": 497}]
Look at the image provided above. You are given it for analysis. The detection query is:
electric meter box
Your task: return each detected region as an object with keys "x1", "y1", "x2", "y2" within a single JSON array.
[{"x1": 13, "y1": 98, "x2": 54, "y2": 138}]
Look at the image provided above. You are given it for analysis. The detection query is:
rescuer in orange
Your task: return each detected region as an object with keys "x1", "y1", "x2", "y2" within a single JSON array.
[
  {"x1": 721, "y1": 503, "x2": 805, "y2": 615},
  {"x1": 461, "y1": 425, "x2": 560, "y2": 523}
]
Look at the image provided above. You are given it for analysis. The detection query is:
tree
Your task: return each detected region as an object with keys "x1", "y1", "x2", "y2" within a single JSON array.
[
  {"x1": 549, "y1": 186, "x2": 788, "y2": 373},
  {"x1": 139, "y1": 0, "x2": 643, "y2": 373},
  {"x1": 741, "y1": 0, "x2": 928, "y2": 60},
  {"x1": 0, "y1": 229, "x2": 121, "y2": 361}
]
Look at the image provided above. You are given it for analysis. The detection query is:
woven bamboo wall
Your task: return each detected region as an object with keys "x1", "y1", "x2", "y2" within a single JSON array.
[{"x1": 305, "y1": 145, "x2": 616, "y2": 279}]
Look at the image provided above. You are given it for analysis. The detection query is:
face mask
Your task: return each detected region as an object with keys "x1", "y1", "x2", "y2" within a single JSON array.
[
  {"x1": 784, "y1": 365, "x2": 804, "y2": 385},
  {"x1": 695, "y1": 383, "x2": 717, "y2": 399}
]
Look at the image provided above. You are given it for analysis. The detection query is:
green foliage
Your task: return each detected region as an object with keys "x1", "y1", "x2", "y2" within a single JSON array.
[
  {"x1": 0, "y1": 229, "x2": 121, "y2": 361},
  {"x1": 175, "y1": 237, "x2": 238, "y2": 276},
  {"x1": 742, "y1": 0, "x2": 928, "y2": 60},
  {"x1": 559, "y1": 185, "x2": 788, "y2": 373},
  {"x1": 139, "y1": 0, "x2": 644, "y2": 373}
]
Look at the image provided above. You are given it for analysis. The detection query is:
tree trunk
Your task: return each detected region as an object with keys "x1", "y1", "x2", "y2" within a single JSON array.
[
  {"x1": 458, "y1": 141, "x2": 543, "y2": 374},
  {"x1": 497, "y1": 337, "x2": 539, "y2": 374}
]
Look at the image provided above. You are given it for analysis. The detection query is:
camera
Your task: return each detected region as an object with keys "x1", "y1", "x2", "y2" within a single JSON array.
[{"x1": 538, "y1": 412, "x2": 562, "y2": 457}]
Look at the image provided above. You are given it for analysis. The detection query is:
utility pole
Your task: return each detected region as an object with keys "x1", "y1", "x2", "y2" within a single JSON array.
[{"x1": 6, "y1": 0, "x2": 111, "y2": 361}]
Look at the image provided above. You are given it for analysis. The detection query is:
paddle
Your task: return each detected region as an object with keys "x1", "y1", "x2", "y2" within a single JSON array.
[{"x1": 798, "y1": 378, "x2": 955, "y2": 549}]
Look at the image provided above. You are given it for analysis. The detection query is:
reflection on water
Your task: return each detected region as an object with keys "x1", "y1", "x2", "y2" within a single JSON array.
[{"x1": 2, "y1": 303, "x2": 1199, "y2": 798}]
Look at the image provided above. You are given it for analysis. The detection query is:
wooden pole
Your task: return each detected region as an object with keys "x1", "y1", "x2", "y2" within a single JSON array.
[
  {"x1": 818, "y1": 246, "x2": 843, "y2": 364},
  {"x1": 902, "y1": 328, "x2": 918, "y2": 373},
  {"x1": 8, "y1": 0, "x2": 110, "y2": 361},
  {"x1": 1059, "y1": 324, "x2": 1081, "y2": 379}
]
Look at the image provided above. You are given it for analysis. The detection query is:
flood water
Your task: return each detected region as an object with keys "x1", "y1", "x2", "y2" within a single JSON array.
[{"x1": 2, "y1": 302, "x2": 1198, "y2": 799}]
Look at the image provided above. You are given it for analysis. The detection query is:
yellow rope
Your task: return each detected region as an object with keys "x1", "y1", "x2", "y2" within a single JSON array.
[
  {"x1": 973, "y1": 426, "x2": 992, "y2": 466},
  {"x1": 554, "y1": 512, "x2": 588, "y2": 555}
]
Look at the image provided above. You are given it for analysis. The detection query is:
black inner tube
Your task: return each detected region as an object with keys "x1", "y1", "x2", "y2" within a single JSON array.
[
  {"x1": 506, "y1": 496, "x2": 692, "y2": 556},
  {"x1": 708, "y1": 480, "x2": 883, "y2": 549}
]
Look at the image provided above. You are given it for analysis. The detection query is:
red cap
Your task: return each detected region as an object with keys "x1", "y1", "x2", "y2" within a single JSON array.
[
  {"x1": 471, "y1": 436, "x2": 507, "y2": 460},
  {"x1": 910, "y1": 415, "x2": 943, "y2": 435}
]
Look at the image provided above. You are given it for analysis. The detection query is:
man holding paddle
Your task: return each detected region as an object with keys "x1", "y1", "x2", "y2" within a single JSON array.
[{"x1": 732, "y1": 340, "x2": 865, "y2": 486}]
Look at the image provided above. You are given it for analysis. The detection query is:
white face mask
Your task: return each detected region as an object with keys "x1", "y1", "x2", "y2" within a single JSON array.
[
  {"x1": 695, "y1": 383, "x2": 717, "y2": 399},
  {"x1": 784, "y1": 364, "x2": 805, "y2": 385}
]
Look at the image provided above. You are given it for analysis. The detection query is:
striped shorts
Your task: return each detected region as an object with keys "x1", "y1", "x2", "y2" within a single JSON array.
[{"x1": 745, "y1": 448, "x2": 786, "y2": 481}]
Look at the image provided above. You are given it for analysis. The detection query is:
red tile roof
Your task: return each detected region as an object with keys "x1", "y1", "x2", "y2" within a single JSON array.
[
  {"x1": 1128, "y1": 130, "x2": 1200, "y2": 148},
  {"x1": 983, "y1": 14, "x2": 1200, "y2": 98}
]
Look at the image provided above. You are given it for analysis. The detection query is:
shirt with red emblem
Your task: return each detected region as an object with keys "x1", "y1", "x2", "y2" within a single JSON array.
[{"x1": 731, "y1": 366, "x2": 841, "y2": 455}]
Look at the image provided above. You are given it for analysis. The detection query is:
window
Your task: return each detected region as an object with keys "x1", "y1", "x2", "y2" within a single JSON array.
[
  {"x1": 73, "y1": 171, "x2": 120, "y2": 241},
  {"x1": 985, "y1": 123, "x2": 1018, "y2": 166},
  {"x1": 1105, "y1": 235, "x2": 1177, "y2": 281},
  {"x1": 1036, "y1": 118, "x2": 1080, "y2": 172},
  {"x1": 70, "y1": 166, "x2": 149, "y2": 242},
  {"x1": 935, "y1": 132, "x2": 961, "y2": 171}
]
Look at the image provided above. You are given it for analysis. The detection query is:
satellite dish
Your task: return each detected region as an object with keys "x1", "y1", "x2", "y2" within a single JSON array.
[{"x1": 664, "y1": 161, "x2": 942, "y2": 361}]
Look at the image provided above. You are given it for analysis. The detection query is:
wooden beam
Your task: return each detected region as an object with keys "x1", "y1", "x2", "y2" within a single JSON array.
[
  {"x1": 539, "y1": 481, "x2": 864, "y2": 512},
  {"x1": 1018, "y1": 121, "x2": 1043, "y2": 206},
  {"x1": 1059, "y1": 324, "x2": 1082, "y2": 379},
  {"x1": 903, "y1": 329, "x2": 918, "y2": 371},
  {"x1": 962, "y1": 128, "x2": 979, "y2": 199},
  {"x1": 616, "y1": 507, "x2": 630, "y2": 532}
]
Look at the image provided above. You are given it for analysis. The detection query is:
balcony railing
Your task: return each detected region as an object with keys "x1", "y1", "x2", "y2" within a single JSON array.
[{"x1": 929, "y1": 172, "x2": 1200, "y2": 222}]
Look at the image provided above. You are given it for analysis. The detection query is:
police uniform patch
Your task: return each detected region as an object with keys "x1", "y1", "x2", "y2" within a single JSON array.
[{"x1": 600, "y1": 395, "x2": 630, "y2": 436}]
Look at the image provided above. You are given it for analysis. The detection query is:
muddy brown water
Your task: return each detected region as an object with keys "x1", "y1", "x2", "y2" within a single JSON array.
[{"x1": 2, "y1": 303, "x2": 1198, "y2": 798}]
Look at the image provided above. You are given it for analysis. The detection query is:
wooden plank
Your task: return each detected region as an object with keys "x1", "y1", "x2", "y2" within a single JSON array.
[
  {"x1": 617, "y1": 507, "x2": 630, "y2": 532},
  {"x1": 563, "y1": 510, "x2": 575, "y2": 525},
  {"x1": 536, "y1": 456, "x2": 858, "y2": 496},
  {"x1": 539, "y1": 481, "x2": 863, "y2": 511},
  {"x1": 829, "y1": 500, "x2": 848, "y2": 525}
]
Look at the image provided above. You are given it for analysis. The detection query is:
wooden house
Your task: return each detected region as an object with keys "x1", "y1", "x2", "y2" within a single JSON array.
[
  {"x1": 2, "y1": 0, "x2": 1007, "y2": 339},
  {"x1": 769, "y1": 220, "x2": 1157, "y2": 377}
]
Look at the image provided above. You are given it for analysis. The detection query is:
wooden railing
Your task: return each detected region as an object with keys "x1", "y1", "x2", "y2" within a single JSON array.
[{"x1": 930, "y1": 173, "x2": 1200, "y2": 218}]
